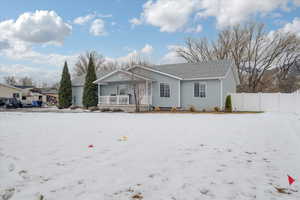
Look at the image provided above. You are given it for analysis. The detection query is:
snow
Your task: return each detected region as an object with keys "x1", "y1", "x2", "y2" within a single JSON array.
[{"x1": 0, "y1": 112, "x2": 300, "y2": 200}]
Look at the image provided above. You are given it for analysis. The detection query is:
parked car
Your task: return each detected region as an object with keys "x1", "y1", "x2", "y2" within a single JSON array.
[
  {"x1": 32, "y1": 100, "x2": 43, "y2": 107},
  {"x1": 0, "y1": 98, "x2": 23, "y2": 109},
  {"x1": 0, "y1": 98, "x2": 6, "y2": 107}
]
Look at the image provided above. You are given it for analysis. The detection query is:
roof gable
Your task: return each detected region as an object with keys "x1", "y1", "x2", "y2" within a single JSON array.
[{"x1": 93, "y1": 70, "x2": 153, "y2": 84}]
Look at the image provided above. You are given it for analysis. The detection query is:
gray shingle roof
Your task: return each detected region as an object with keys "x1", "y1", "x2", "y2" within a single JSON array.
[
  {"x1": 73, "y1": 60, "x2": 237, "y2": 86},
  {"x1": 151, "y1": 60, "x2": 232, "y2": 79}
]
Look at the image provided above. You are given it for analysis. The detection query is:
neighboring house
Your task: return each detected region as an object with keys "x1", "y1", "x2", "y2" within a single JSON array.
[
  {"x1": 72, "y1": 71, "x2": 111, "y2": 106},
  {"x1": 0, "y1": 83, "x2": 23, "y2": 99},
  {"x1": 14, "y1": 85, "x2": 46, "y2": 104},
  {"x1": 72, "y1": 60, "x2": 239, "y2": 111},
  {"x1": 40, "y1": 88, "x2": 58, "y2": 105}
]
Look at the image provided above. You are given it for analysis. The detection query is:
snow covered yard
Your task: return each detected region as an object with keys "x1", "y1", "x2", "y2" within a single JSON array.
[{"x1": 0, "y1": 112, "x2": 300, "y2": 200}]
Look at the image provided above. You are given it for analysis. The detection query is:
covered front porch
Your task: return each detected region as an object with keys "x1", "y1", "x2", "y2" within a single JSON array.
[{"x1": 94, "y1": 70, "x2": 153, "y2": 111}]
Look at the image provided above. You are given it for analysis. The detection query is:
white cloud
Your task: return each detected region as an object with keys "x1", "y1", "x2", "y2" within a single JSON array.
[
  {"x1": 0, "y1": 40, "x2": 10, "y2": 50},
  {"x1": 279, "y1": 17, "x2": 300, "y2": 36},
  {"x1": 129, "y1": 18, "x2": 143, "y2": 28},
  {"x1": 160, "y1": 45, "x2": 185, "y2": 64},
  {"x1": 73, "y1": 13, "x2": 112, "y2": 25},
  {"x1": 141, "y1": 44, "x2": 153, "y2": 54},
  {"x1": 0, "y1": 64, "x2": 60, "y2": 85},
  {"x1": 97, "y1": 14, "x2": 113, "y2": 18},
  {"x1": 185, "y1": 24, "x2": 203, "y2": 33},
  {"x1": 197, "y1": 0, "x2": 300, "y2": 28},
  {"x1": 106, "y1": 44, "x2": 155, "y2": 64},
  {"x1": 268, "y1": 17, "x2": 300, "y2": 39},
  {"x1": 141, "y1": 0, "x2": 201, "y2": 32},
  {"x1": 73, "y1": 14, "x2": 96, "y2": 25},
  {"x1": 132, "y1": 0, "x2": 300, "y2": 31},
  {"x1": 90, "y1": 19, "x2": 106, "y2": 36},
  {"x1": 0, "y1": 10, "x2": 72, "y2": 45}
]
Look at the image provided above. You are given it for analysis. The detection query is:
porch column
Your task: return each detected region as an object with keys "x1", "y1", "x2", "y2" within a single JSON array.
[{"x1": 145, "y1": 80, "x2": 149, "y2": 104}]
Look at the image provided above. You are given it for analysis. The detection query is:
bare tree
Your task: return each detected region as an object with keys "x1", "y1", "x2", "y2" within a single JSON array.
[
  {"x1": 4, "y1": 76, "x2": 17, "y2": 85},
  {"x1": 19, "y1": 76, "x2": 34, "y2": 86},
  {"x1": 74, "y1": 51, "x2": 106, "y2": 76},
  {"x1": 177, "y1": 22, "x2": 300, "y2": 92},
  {"x1": 120, "y1": 54, "x2": 151, "y2": 69},
  {"x1": 130, "y1": 73, "x2": 146, "y2": 112}
]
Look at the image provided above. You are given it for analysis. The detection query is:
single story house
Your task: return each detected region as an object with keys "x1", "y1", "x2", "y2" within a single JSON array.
[
  {"x1": 40, "y1": 88, "x2": 58, "y2": 105},
  {"x1": 72, "y1": 60, "x2": 240, "y2": 111},
  {"x1": 0, "y1": 83, "x2": 23, "y2": 100},
  {"x1": 14, "y1": 85, "x2": 47, "y2": 104}
]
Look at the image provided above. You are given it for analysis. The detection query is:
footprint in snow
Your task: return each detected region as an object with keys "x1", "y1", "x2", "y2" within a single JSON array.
[
  {"x1": 245, "y1": 151, "x2": 257, "y2": 155},
  {"x1": 8, "y1": 163, "x2": 15, "y2": 172},
  {"x1": 18, "y1": 170, "x2": 29, "y2": 180},
  {"x1": 199, "y1": 188, "x2": 215, "y2": 197},
  {"x1": 1, "y1": 188, "x2": 15, "y2": 200}
]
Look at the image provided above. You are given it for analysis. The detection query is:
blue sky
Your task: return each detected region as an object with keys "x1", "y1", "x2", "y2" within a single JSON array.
[{"x1": 0, "y1": 0, "x2": 300, "y2": 85}]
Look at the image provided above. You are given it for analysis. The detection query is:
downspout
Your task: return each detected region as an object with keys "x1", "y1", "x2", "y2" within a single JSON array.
[
  {"x1": 178, "y1": 80, "x2": 181, "y2": 108},
  {"x1": 98, "y1": 83, "x2": 100, "y2": 106},
  {"x1": 220, "y1": 79, "x2": 223, "y2": 110}
]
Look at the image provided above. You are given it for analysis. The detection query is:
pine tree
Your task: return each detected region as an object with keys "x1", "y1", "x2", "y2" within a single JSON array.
[
  {"x1": 58, "y1": 61, "x2": 72, "y2": 108},
  {"x1": 82, "y1": 55, "x2": 98, "y2": 108},
  {"x1": 225, "y1": 95, "x2": 232, "y2": 112}
]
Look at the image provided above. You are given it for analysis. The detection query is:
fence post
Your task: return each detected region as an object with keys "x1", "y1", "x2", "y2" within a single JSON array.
[
  {"x1": 258, "y1": 92, "x2": 262, "y2": 112},
  {"x1": 278, "y1": 93, "x2": 281, "y2": 112},
  {"x1": 242, "y1": 93, "x2": 245, "y2": 111}
]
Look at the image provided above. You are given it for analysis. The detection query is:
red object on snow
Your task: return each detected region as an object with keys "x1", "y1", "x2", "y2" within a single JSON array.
[
  {"x1": 88, "y1": 144, "x2": 94, "y2": 148},
  {"x1": 288, "y1": 175, "x2": 295, "y2": 185}
]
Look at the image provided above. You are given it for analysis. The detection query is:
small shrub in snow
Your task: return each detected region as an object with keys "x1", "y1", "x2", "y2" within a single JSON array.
[
  {"x1": 225, "y1": 95, "x2": 232, "y2": 112},
  {"x1": 189, "y1": 105, "x2": 196, "y2": 112},
  {"x1": 171, "y1": 107, "x2": 177, "y2": 112},
  {"x1": 100, "y1": 108, "x2": 111, "y2": 112},
  {"x1": 202, "y1": 109, "x2": 206, "y2": 112},
  {"x1": 70, "y1": 105, "x2": 80, "y2": 110},
  {"x1": 154, "y1": 107, "x2": 160, "y2": 111},
  {"x1": 57, "y1": 105, "x2": 63, "y2": 109},
  {"x1": 89, "y1": 106, "x2": 99, "y2": 112},
  {"x1": 112, "y1": 108, "x2": 124, "y2": 112},
  {"x1": 214, "y1": 106, "x2": 220, "y2": 112}
]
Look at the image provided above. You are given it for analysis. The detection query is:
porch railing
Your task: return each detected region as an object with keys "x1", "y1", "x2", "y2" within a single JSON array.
[
  {"x1": 99, "y1": 95, "x2": 130, "y2": 105},
  {"x1": 99, "y1": 95, "x2": 151, "y2": 105}
]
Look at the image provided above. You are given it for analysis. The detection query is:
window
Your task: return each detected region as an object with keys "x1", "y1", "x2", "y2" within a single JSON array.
[
  {"x1": 118, "y1": 84, "x2": 129, "y2": 95},
  {"x1": 160, "y1": 83, "x2": 170, "y2": 97},
  {"x1": 194, "y1": 83, "x2": 206, "y2": 98},
  {"x1": 13, "y1": 93, "x2": 20, "y2": 98}
]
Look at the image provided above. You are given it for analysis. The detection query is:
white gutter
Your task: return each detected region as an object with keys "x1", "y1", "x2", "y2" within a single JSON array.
[{"x1": 178, "y1": 80, "x2": 181, "y2": 107}]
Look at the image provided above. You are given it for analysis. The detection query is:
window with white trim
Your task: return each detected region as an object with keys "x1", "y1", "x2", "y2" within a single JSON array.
[
  {"x1": 194, "y1": 82, "x2": 206, "y2": 98},
  {"x1": 160, "y1": 83, "x2": 170, "y2": 97}
]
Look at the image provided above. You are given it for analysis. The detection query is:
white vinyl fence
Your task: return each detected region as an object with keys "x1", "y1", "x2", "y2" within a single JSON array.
[{"x1": 230, "y1": 93, "x2": 300, "y2": 113}]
